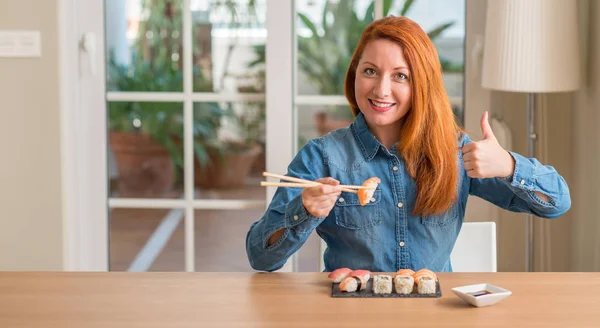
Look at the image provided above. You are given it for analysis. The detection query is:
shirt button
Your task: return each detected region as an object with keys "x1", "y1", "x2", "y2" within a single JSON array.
[
  {"x1": 520, "y1": 179, "x2": 525, "y2": 185},
  {"x1": 399, "y1": 241, "x2": 405, "y2": 247},
  {"x1": 293, "y1": 215, "x2": 299, "y2": 221},
  {"x1": 339, "y1": 198, "x2": 345, "y2": 203},
  {"x1": 397, "y1": 202, "x2": 403, "y2": 208},
  {"x1": 370, "y1": 197, "x2": 376, "y2": 203},
  {"x1": 392, "y1": 166, "x2": 399, "y2": 171}
]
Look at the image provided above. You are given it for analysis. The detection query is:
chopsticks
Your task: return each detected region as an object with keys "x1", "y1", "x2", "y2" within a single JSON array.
[{"x1": 260, "y1": 172, "x2": 374, "y2": 194}]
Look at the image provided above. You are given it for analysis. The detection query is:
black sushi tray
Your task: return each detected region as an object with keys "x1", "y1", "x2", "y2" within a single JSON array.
[{"x1": 331, "y1": 279, "x2": 442, "y2": 298}]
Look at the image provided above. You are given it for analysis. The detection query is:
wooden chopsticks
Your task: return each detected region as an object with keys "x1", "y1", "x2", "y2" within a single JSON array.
[{"x1": 260, "y1": 172, "x2": 375, "y2": 194}]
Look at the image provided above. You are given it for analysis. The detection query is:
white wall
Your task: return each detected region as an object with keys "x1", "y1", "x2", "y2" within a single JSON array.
[{"x1": 0, "y1": 0, "x2": 63, "y2": 270}]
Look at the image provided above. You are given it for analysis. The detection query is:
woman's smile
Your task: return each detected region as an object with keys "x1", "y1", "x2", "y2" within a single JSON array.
[{"x1": 368, "y1": 99, "x2": 396, "y2": 113}]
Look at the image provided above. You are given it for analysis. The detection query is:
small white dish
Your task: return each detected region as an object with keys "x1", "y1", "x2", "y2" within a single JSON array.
[{"x1": 451, "y1": 283, "x2": 512, "y2": 307}]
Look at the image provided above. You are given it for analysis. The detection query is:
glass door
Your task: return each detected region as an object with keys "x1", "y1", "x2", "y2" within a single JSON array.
[{"x1": 105, "y1": 0, "x2": 271, "y2": 272}]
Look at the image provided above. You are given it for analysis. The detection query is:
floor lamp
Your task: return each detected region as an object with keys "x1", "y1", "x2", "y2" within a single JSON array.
[{"x1": 481, "y1": 0, "x2": 581, "y2": 272}]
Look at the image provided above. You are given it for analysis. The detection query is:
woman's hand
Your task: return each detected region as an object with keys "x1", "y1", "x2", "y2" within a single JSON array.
[
  {"x1": 301, "y1": 177, "x2": 343, "y2": 217},
  {"x1": 462, "y1": 111, "x2": 515, "y2": 179}
]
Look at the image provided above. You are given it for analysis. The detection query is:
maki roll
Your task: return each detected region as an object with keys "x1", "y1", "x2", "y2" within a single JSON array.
[
  {"x1": 417, "y1": 276, "x2": 436, "y2": 294},
  {"x1": 394, "y1": 274, "x2": 415, "y2": 295},
  {"x1": 373, "y1": 275, "x2": 393, "y2": 294}
]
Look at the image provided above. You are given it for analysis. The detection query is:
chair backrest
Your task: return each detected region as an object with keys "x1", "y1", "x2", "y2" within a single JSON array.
[
  {"x1": 318, "y1": 221, "x2": 497, "y2": 272},
  {"x1": 450, "y1": 221, "x2": 497, "y2": 272}
]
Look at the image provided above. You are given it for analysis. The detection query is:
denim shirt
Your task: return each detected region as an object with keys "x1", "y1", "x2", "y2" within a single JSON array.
[{"x1": 246, "y1": 113, "x2": 571, "y2": 272}]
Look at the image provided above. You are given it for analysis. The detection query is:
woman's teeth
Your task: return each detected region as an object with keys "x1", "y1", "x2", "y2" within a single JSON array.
[{"x1": 370, "y1": 100, "x2": 394, "y2": 108}]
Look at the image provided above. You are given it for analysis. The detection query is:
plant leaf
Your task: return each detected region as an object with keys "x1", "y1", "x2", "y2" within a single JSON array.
[{"x1": 427, "y1": 21, "x2": 455, "y2": 40}]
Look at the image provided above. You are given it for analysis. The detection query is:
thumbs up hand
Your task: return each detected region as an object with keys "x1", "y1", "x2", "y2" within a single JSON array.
[{"x1": 461, "y1": 111, "x2": 515, "y2": 179}]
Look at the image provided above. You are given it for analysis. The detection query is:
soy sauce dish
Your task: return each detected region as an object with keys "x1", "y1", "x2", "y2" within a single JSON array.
[{"x1": 451, "y1": 283, "x2": 512, "y2": 307}]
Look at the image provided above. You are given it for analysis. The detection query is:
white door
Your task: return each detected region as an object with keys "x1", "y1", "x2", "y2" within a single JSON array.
[{"x1": 63, "y1": 0, "x2": 478, "y2": 272}]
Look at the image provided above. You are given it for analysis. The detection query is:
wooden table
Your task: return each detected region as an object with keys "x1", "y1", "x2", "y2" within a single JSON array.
[{"x1": 0, "y1": 272, "x2": 598, "y2": 327}]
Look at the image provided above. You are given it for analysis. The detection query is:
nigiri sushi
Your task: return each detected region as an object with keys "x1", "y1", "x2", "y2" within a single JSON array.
[
  {"x1": 328, "y1": 267, "x2": 352, "y2": 283},
  {"x1": 358, "y1": 177, "x2": 381, "y2": 206},
  {"x1": 413, "y1": 268, "x2": 437, "y2": 284},
  {"x1": 373, "y1": 275, "x2": 393, "y2": 294},
  {"x1": 339, "y1": 275, "x2": 367, "y2": 292},
  {"x1": 394, "y1": 274, "x2": 415, "y2": 295},
  {"x1": 417, "y1": 276, "x2": 436, "y2": 294},
  {"x1": 395, "y1": 269, "x2": 415, "y2": 277},
  {"x1": 349, "y1": 269, "x2": 371, "y2": 282}
]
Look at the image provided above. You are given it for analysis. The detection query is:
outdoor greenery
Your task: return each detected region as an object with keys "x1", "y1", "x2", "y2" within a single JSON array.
[
  {"x1": 107, "y1": 0, "x2": 264, "y2": 179},
  {"x1": 297, "y1": 0, "x2": 463, "y2": 120}
]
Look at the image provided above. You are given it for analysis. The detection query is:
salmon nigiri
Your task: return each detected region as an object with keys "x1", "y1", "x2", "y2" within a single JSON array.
[
  {"x1": 395, "y1": 269, "x2": 415, "y2": 277},
  {"x1": 349, "y1": 269, "x2": 371, "y2": 282},
  {"x1": 413, "y1": 268, "x2": 438, "y2": 283},
  {"x1": 339, "y1": 275, "x2": 367, "y2": 292},
  {"x1": 328, "y1": 267, "x2": 352, "y2": 283},
  {"x1": 358, "y1": 177, "x2": 381, "y2": 206}
]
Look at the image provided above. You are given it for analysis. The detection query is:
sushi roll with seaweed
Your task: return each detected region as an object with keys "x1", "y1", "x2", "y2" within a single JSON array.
[
  {"x1": 328, "y1": 268, "x2": 352, "y2": 283},
  {"x1": 373, "y1": 275, "x2": 393, "y2": 294},
  {"x1": 339, "y1": 275, "x2": 367, "y2": 292},
  {"x1": 417, "y1": 276, "x2": 436, "y2": 294},
  {"x1": 394, "y1": 274, "x2": 415, "y2": 295}
]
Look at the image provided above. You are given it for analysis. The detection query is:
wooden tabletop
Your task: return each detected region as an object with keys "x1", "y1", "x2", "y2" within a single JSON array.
[{"x1": 0, "y1": 272, "x2": 598, "y2": 327}]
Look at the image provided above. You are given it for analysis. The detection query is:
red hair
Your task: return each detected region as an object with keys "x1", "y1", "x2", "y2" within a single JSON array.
[{"x1": 344, "y1": 16, "x2": 462, "y2": 216}]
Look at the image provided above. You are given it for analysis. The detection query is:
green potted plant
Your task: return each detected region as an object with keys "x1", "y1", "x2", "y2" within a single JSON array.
[
  {"x1": 109, "y1": 0, "x2": 267, "y2": 192},
  {"x1": 108, "y1": 51, "x2": 224, "y2": 196},
  {"x1": 193, "y1": 70, "x2": 265, "y2": 189},
  {"x1": 297, "y1": 0, "x2": 460, "y2": 135},
  {"x1": 191, "y1": 2, "x2": 264, "y2": 189},
  {"x1": 107, "y1": 0, "x2": 217, "y2": 196}
]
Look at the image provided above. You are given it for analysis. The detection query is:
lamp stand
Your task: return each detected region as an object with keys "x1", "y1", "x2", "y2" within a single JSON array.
[{"x1": 526, "y1": 93, "x2": 536, "y2": 272}]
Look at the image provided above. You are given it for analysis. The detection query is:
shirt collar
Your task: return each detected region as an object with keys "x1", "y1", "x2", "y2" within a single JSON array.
[{"x1": 351, "y1": 112, "x2": 381, "y2": 161}]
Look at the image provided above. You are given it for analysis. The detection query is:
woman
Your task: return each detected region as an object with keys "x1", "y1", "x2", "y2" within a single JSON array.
[{"x1": 245, "y1": 16, "x2": 570, "y2": 272}]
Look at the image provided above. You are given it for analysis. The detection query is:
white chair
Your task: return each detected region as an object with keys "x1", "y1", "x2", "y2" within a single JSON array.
[
  {"x1": 450, "y1": 221, "x2": 497, "y2": 272},
  {"x1": 318, "y1": 221, "x2": 497, "y2": 272}
]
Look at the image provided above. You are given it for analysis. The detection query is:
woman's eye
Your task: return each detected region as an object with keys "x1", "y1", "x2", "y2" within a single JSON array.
[
  {"x1": 395, "y1": 73, "x2": 408, "y2": 80},
  {"x1": 364, "y1": 68, "x2": 376, "y2": 76}
]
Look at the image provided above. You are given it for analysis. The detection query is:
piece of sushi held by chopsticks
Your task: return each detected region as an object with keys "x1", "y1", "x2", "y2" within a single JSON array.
[
  {"x1": 358, "y1": 177, "x2": 381, "y2": 206},
  {"x1": 328, "y1": 267, "x2": 352, "y2": 283},
  {"x1": 373, "y1": 275, "x2": 393, "y2": 294}
]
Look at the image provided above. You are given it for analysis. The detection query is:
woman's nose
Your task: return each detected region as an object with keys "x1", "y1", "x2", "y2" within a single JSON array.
[{"x1": 372, "y1": 78, "x2": 391, "y2": 98}]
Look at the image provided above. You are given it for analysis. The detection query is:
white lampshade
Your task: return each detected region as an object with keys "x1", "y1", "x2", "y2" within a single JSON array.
[{"x1": 481, "y1": 0, "x2": 581, "y2": 93}]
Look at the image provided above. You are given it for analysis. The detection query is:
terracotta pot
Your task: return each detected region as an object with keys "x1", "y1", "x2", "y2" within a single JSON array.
[
  {"x1": 250, "y1": 144, "x2": 266, "y2": 174},
  {"x1": 109, "y1": 131, "x2": 174, "y2": 197},
  {"x1": 313, "y1": 112, "x2": 354, "y2": 136},
  {"x1": 194, "y1": 143, "x2": 262, "y2": 189}
]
